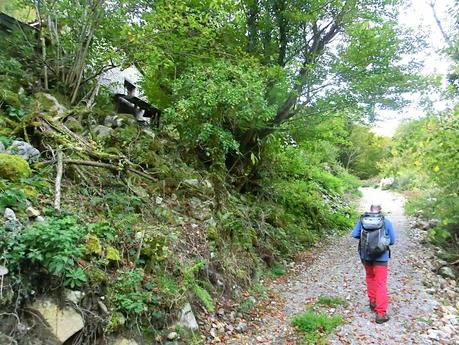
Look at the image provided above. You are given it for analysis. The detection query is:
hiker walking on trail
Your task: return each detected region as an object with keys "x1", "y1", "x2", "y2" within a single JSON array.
[{"x1": 352, "y1": 204, "x2": 396, "y2": 324}]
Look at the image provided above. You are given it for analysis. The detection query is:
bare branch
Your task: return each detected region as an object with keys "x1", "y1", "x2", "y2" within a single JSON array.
[
  {"x1": 54, "y1": 150, "x2": 63, "y2": 214},
  {"x1": 428, "y1": 0, "x2": 450, "y2": 44}
]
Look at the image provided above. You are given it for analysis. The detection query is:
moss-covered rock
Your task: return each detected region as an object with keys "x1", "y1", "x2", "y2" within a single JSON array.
[
  {"x1": 0, "y1": 113, "x2": 18, "y2": 130},
  {"x1": 85, "y1": 234, "x2": 103, "y2": 255},
  {"x1": 19, "y1": 186, "x2": 39, "y2": 203},
  {"x1": 0, "y1": 153, "x2": 31, "y2": 181},
  {"x1": 34, "y1": 92, "x2": 67, "y2": 114},
  {"x1": 0, "y1": 89, "x2": 20, "y2": 108},
  {"x1": 0, "y1": 128, "x2": 12, "y2": 137},
  {"x1": 106, "y1": 246, "x2": 121, "y2": 261}
]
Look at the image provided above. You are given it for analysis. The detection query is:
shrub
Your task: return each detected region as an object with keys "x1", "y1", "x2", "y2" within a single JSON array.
[
  {"x1": 0, "y1": 187, "x2": 29, "y2": 210},
  {"x1": 110, "y1": 268, "x2": 158, "y2": 316},
  {"x1": 164, "y1": 59, "x2": 280, "y2": 168},
  {"x1": 270, "y1": 263, "x2": 285, "y2": 277},
  {"x1": 1, "y1": 216, "x2": 88, "y2": 288}
]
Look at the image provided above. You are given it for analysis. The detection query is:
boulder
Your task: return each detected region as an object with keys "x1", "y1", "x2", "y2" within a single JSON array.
[
  {"x1": 35, "y1": 215, "x2": 45, "y2": 222},
  {"x1": 97, "y1": 300, "x2": 109, "y2": 314},
  {"x1": 35, "y1": 92, "x2": 67, "y2": 115},
  {"x1": 0, "y1": 89, "x2": 20, "y2": 108},
  {"x1": 112, "y1": 337, "x2": 139, "y2": 345},
  {"x1": 183, "y1": 179, "x2": 199, "y2": 186},
  {"x1": 379, "y1": 177, "x2": 394, "y2": 190},
  {"x1": 92, "y1": 125, "x2": 113, "y2": 140},
  {"x1": 29, "y1": 298, "x2": 84, "y2": 344},
  {"x1": 179, "y1": 303, "x2": 199, "y2": 331},
  {"x1": 7, "y1": 140, "x2": 40, "y2": 163},
  {"x1": 3, "y1": 208, "x2": 22, "y2": 232},
  {"x1": 189, "y1": 197, "x2": 212, "y2": 220},
  {"x1": 104, "y1": 115, "x2": 121, "y2": 128},
  {"x1": 439, "y1": 266, "x2": 456, "y2": 280},
  {"x1": 4, "y1": 208, "x2": 16, "y2": 221},
  {"x1": 0, "y1": 153, "x2": 32, "y2": 181},
  {"x1": 64, "y1": 289, "x2": 84, "y2": 304},
  {"x1": 167, "y1": 331, "x2": 178, "y2": 340},
  {"x1": 26, "y1": 206, "x2": 41, "y2": 218},
  {"x1": 64, "y1": 116, "x2": 83, "y2": 133}
]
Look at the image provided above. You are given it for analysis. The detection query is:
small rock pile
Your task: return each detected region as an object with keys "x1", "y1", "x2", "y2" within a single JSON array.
[{"x1": 407, "y1": 215, "x2": 459, "y2": 344}]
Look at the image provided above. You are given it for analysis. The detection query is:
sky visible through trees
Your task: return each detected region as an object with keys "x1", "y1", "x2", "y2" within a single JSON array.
[{"x1": 373, "y1": 0, "x2": 455, "y2": 136}]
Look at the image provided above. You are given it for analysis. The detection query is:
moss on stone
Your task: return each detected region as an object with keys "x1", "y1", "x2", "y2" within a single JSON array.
[
  {"x1": 106, "y1": 246, "x2": 121, "y2": 261},
  {"x1": 19, "y1": 186, "x2": 39, "y2": 203},
  {"x1": 0, "y1": 153, "x2": 31, "y2": 181},
  {"x1": 65, "y1": 117, "x2": 83, "y2": 132},
  {"x1": 0, "y1": 127, "x2": 13, "y2": 137},
  {"x1": 85, "y1": 234, "x2": 103, "y2": 255},
  {"x1": 0, "y1": 89, "x2": 20, "y2": 108},
  {"x1": 34, "y1": 92, "x2": 67, "y2": 114}
]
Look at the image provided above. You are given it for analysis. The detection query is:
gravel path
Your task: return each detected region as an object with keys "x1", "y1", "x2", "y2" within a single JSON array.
[{"x1": 227, "y1": 187, "x2": 458, "y2": 345}]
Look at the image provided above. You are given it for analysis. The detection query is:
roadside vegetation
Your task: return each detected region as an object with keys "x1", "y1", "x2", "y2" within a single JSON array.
[
  {"x1": 0, "y1": 0, "x2": 452, "y2": 344},
  {"x1": 382, "y1": 3, "x2": 459, "y2": 264}
]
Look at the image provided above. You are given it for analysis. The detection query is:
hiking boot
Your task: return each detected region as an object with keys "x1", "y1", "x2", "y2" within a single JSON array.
[
  {"x1": 375, "y1": 314, "x2": 390, "y2": 324},
  {"x1": 370, "y1": 302, "x2": 376, "y2": 312}
]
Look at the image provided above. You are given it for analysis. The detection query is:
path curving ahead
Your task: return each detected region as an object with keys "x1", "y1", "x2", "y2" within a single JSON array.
[{"x1": 228, "y1": 187, "x2": 455, "y2": 345}]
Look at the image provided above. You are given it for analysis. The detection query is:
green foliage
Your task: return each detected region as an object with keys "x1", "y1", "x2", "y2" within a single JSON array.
[
  {"x1": 387, "y1": 110, "x2": 459, "y2": 253},
  {"x1": 110, "y1": 268, "x2": 158, "y2": 315},
  {"x1": 0, "y1": 89, "x2": 20, "y2": 108},
  {"x1": 0, "y1": 1, "x2": 426, "y2": 340},
  {"x1": 270, "y1": 263, "x2": 285, "y2": 277},
  {"x1": 157, "y1": 273, "x2": 179, "y2": 297},
  {"x1": 1, "y1": 216, "x2": 88, "y2": 288},
  {"x1": 164, "y1": 59, "x2": 279, "y2": 168},
  {"x1": 192, "y1": 284, "x2": 215, "y2": 312},
  {"x1": 0, "y1": 53, "x2": 32, "y2": 83},
  {"x1": 339, "y1": 125, "x2": 391, "y2": 179},
  {"x1": 65, "y1": 268, "x2": 87, "y2": 289},
  {"x1": 0, "y1": 154, "x2": 31, "y2": 181},
  {"x1": 291, "y1": 310, "x2": 343, "y2": 345},
  {"x1": 0, "y1": 187, "x2": 29, "y2": 210},
  {"x1": 87, "y1": 221, "x2": 117, "y2": 243}
]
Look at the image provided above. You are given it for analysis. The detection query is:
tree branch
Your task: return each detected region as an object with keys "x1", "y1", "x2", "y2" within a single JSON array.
[
  {"x1": 54, "y1": 150, "x2": 63, "y2": 214},
  {"x1": 428, "y1": 0, "x2": 450, "y2": 44},
  {"x1": 64, "y1": 160, "x2": 158, "y2": 182}
]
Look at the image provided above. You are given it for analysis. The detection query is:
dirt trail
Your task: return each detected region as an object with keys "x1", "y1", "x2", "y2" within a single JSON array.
[{"x1": 227, "y1": 187, "x2": 457, "y2": 345}]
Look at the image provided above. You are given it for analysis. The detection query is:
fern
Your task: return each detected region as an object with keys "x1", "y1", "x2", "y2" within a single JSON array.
[{"x1": 192, "y1": 284, "x2": 214, "y2": 312}]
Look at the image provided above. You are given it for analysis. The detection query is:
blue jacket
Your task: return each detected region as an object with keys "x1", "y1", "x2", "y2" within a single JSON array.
[{"x1": 352, "y1": 218, "x2": 396, "y2": 262}]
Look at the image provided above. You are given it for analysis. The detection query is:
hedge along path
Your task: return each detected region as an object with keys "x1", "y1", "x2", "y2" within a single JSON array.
[{"x1": 227, "y1": 187, "x2": 441, "y2": 345}]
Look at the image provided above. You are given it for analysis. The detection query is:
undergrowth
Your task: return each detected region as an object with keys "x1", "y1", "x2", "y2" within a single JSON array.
[{"x1": 0, "y1": 53, "x2": 360, "y2": 343}]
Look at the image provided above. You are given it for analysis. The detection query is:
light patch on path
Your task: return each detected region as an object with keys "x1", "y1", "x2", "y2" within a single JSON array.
[{"x1": 228, "y1": 187, "x2": 446, "y2": 345}]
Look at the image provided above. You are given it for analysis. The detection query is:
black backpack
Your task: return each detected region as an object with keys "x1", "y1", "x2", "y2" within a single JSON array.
[{"x1": 359, "y1": 212, "x2": 390, "y2": 258}]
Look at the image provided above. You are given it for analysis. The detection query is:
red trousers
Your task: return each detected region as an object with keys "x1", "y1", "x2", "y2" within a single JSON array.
[{"x1": 364, "y1": 263, "x2": 389, "y2": 316}]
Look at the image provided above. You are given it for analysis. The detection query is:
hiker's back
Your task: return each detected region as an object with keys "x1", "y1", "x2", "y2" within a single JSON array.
[{"x1": 359, "y1": 212, "x2": 390, "y2": 259}]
